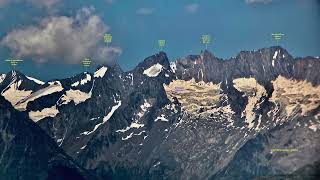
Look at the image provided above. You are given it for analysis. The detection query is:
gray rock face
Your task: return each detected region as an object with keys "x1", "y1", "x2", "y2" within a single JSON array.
[
  {"x1": 211, "y1": 117, "x2": 320, "y2": 180},
  {"x1": 1, "y1": 46, "x2": 319, "y2": 180},
  {"x1": 0, "y1": 96, "x2": 95, "y2": 180},
  {"x1": 174, "y1": 46, "x2": 319, "y2": 86},
  {"x1": 0, "y1": 70, "x2": 43, "y2": 93}
]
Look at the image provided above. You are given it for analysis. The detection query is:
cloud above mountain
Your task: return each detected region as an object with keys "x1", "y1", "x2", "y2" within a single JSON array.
[
  {"x1": 1, "y1": 7, "x2": 122, "y2": 65},
  {"x1": 0, "y1": 0, "x2": 8, "y2": 6},
  {"x1": 0, "y1": 0, "x2": 60, "y2": 8},
  {"x1": 136, "y1": 7, "x2": 155, "y2": 15},
  {"x1": 245, "y1": 0, "x2": 272, "y2": 4},
  {"x1": 184, "y1": 3, "x2": 199, "y2": 13}
]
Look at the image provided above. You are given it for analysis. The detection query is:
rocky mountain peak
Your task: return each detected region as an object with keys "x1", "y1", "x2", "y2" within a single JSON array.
[
  {"x1": 236, "y1": 46, "x2": 293, "y2": 64},
  {"x1": 0, "y1": 46, "x2": 319, "y2": 180},
  {"x1": 136, "y1": 51, "x2": 170, "y2": 70},
  {"x1": 0, "y1": 73, "x2": 5, "y2": 84},
  {"x1": 0, "y1": 69, "x2": 43, "y2": 93},
  {"x1": 200, "y1": 49, "x2": 216, "y2": 61},
  {"x1": 6, "y1": 70, "x2": 24, "y2": 79},
  {"x1": 0, "y1": 95, "x2": 96, "y2": 180},
  {"x1": 129, "y1": 51, "x2": 174, "y2": 84},
  {"x1": 173, "y1": 46, "x2": 320, "y2": 85}
]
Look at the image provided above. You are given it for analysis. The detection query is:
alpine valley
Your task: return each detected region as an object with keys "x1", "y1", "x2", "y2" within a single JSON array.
[{"x1": 0, "y1": 46, "x2": 319, "y2": 180}]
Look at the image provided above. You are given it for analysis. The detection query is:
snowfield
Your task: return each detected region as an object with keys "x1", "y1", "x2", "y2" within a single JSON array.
[
  {"x1": 143, "y1": 63, "x2": 163, "y2": 77},
  {"x1": 26, "y1": 76, "x2": 45, "y2": 85},
  {"x1": 15, "y1": 81, "x2": 64, "y2": 110},
  {"x1": 71, "y1": 73, "x2": 92, "y2": 87},
  {"x1": 94, "y1": 66, "x2": 108, "y2": 78},
  {"x1": 29, "y1": 105, "x2": 59, "y2": 122}
]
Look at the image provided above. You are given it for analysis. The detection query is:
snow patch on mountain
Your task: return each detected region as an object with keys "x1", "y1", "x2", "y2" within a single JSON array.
[
  {"x1": 29, "y1": 105, "x2": 59, "y2": 122},
  {"x1": 116, "y1": 122, "x2": 145, "y2": 133},
  {"x1": 130, "y1": 123, "x2": 144, "y2": 128},
  {"x1": 143, "y1": 63, "x2": 163, "y2": 77},
  {"x1": 308, "y1": 123, "x2": 319, "y2": 132},
  {"x1": 116, "y1": 100, "x2": 150, "y2": 133},
  {"x1": 205, "y1": 105, "x2": 235, "y2": 116},
  {"x1": 122, "y1": 132, "x2": 133, "y2": 140},
  {"x1": 71, "y1": 73, "x2": 92, "y2": 87},
  {"x1": 94, "y1": 66, "x2": 108, "y2": 78},
  {"x1": 80, "y1": 131, "x2": 90, "y2": 136},
  {"x1": 26, "y1": 76, "x2": 45, "y2": 85},
  {"x1": 170, "y1": 62, "x2": 177, "y2": 73},
  {"x1": 58, "y1": 89, "x2": 91, "y2": 106},
  {"x1": 153, "y1": 162, "x2": 161, "y2": 167},
  {"x1": 121, "y1": 130, "x2": 146, "y2": 141},
  {"x1": 233, "y1": 77, "x2": 267, "y2": 128},
  {"x1": 59, "y1": 80, "x2": 94, "y2": 106},
  {"x1": 113, "y1": 100, "x2": 150, "y2": 140},
  {"x1": 273, "y1": 50, "x2": 279, "y2": 59},
  {"x1": 137, "y1": 100, "x2": 151, "y2": 118},
  {"x1": 103, "y1": 100, "x2": 122, "y2": 122},
  {"x1": 155, "y1": 114, "x2": 169, "y2": 122},
  {"x1": 1, "y1": 80, "x2": 32, "y2": 107},
  {"x1": 272, "y1": 50, "x2": 280, "y2": 67},
  {"x1": 164, "y1": 79, "x2": 222, "y2": 114},
  {"x1": 270, "y1": 76, "x2": 320, "y2": 118},
  {"x1": 0, "y1": 74, "x2": 6, "y2": 84},
  {"x1": 127, "y1": 73, "x2": 134, "y2": 86},
  {"x1": 15, "y1": 81, "x2": 63, "y2": 110},
  {"x1": 84, "y1": 100, "x2": 121, "y2": 135}
]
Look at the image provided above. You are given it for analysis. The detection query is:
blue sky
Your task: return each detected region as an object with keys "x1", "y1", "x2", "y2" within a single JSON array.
[{"x1": 0, "y1": 0, "x2": 319, "y2": 80}]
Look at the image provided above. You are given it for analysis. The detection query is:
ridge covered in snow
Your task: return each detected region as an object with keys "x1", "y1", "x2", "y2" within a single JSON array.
[
  {"x1": 15, "y1": 81, "x2": 64, "y2": 110},
  {"x1": 94, "y1": 66, "x2": 108, "y2": 78},
  {"x1": 71, "y1": 73, "x2": 92, "y2": 87},
  {"x1": 26, "y1": 76, "x2": 45, "y2": 85}
]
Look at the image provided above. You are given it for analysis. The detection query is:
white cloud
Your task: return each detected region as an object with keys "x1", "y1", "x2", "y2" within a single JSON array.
[
  {"x1": 105, "y1": 0, "x2": 114, "y2": 4},
  {"x1": 185, "y1": 3, "x2": 199, "y2": 13},
  {"x1": 1, "y1": 7, "x2": 122, "y2": 65},
  {"x1": 0, "y1": 0, "x2": 9, "y2": 7},
  {"x1": 136, "y1": 7, "x2": 154, "y2": 15},
  {"x1": 245, "y1": 0, "x2": 272, "y2": 4},
  {"x1": 29, "y1": 0, "x2": 60, "y2": 7},
  {"x1": 0, "y1": 0, "x2": 60, "y2": 8}
]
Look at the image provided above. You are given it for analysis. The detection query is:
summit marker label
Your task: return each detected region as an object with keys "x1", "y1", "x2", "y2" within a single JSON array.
[
  {"x1": 158, "y1": 39, "x2": 166, "y2": 51},
  {"x1": 82, "y1": 58, "x2": 92, "y2": 72},
  {"x1": 201, "y1": 34, "x2": 211, "y2": 49},
  {"x1": 271, "y1": 33, "x2": 285, "y2": 45},
  {"x1": 104, "y1": 33, "x2": 112, "y2": 46},
  {"x1": 5, "y1": 59, "x2": 23, "y2": 69}
]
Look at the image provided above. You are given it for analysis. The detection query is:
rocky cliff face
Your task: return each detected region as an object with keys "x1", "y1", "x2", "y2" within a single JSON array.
[
  {"x1": 173, "y1": 47, "x2": 319, "y2": 85},
  {"x1": 0, "y1": 46, "x2": 319, "y2": 180},
  {"x1": 0, "y1": 96, "x2": 96, "y2": 180}
]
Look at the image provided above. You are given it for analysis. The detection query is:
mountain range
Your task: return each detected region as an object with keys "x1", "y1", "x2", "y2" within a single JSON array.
[{"x1": 0, "y1": 46, "x2": 319, "y2": 180}]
